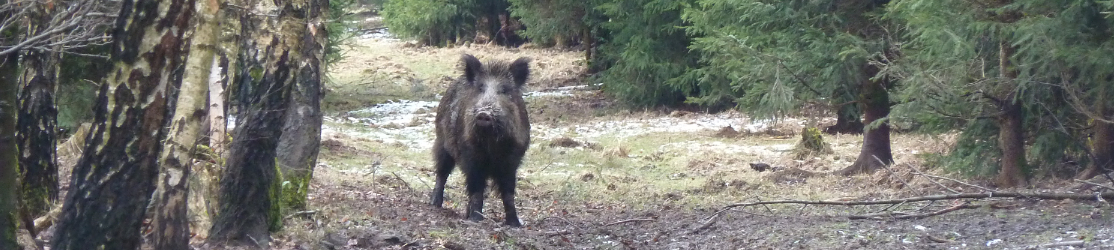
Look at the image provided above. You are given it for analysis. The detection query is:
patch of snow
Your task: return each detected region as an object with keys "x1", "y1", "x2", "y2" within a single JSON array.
[
  {"x1": 523, "y1": 84, "x2": 600, "y2": 98},
  {"x1": 532, "y1": 111, "x2": 785, "y2": 141},
  {"x1": 322, "y1": 100, "x2": 440, "y2": 151},
  {"x1": 986, "y1": 239, "x2": 1003, "y2": 247}
]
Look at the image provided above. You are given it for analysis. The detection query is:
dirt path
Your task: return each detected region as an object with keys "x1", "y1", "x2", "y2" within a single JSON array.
[{"x1": 264, "y1": 34, "x2": 1114, "y2": 250}]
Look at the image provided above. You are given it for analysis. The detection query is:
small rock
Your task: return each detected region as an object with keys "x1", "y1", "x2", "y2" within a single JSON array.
[
  {"x1": 669, "y1": 110, "x2": 693, "y2": 117},
  {"x1": 749, "y1": 163, "x2": 771, "y2": 172},
  {"x1": 549, "y1": 137, "x2": 582, "y2": 148},
  {"x1": 580, "y1": 173, "x2": 595, "y2": 182}
]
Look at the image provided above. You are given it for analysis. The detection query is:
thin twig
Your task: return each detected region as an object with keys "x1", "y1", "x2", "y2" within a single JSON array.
[
  {"x1": 1074, "y1": 179, "x2": 1114, "y2": 191},
  {"x1": 902, "y1": 163, "x2": 960, "y2": 194},
  {"x1": 910, "y1": 168, "x2": 994, "y2": 192},
  {"x1": 874, "y1": 155, "x2": 915, "y2": 194},
  {"x1": 689, "y1": 213, "x2": 721, "y2": 234},
  {"x1": 604, "y1": 218, "x2": 655, "y2": 227},
  {"x1": 391, "y1": 172, "x2": 412, "y2": 191},
  {"x1": 284, "y1": 210, "x2": 318, "y2": 220}
]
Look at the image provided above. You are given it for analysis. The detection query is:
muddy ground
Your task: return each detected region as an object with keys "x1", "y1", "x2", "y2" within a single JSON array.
[{"x1": 211, "y1": 27, "x2": 1114, "y2": 250}]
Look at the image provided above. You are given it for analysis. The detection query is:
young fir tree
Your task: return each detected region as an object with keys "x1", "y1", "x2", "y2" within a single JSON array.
[
  {"x1": 593, "y1": 0, "x2": 696, "y2": 107},
  {"x1": 888, "y1": 0, "x2": 1114, "y2": 186},
  {"x1": 682, "y1": 0, "x2": 897, "y2": 175}
]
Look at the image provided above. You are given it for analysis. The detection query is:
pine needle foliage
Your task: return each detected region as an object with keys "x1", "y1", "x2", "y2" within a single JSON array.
[
  {"x1": 681, "y1": 0, "x2": 892, "y2": 120},
  {"x1": 887, "y1": 0, "x2": 1114, "y2": 177},
  {"x1": 592, "y1": 0, "x2": 698, "y2": 107},
  {"x1": 381, "y1": 0, "x2": 474, "y2": 46}
]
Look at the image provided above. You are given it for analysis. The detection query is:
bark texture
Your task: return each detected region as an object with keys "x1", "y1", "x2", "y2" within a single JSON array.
[
  {"x1": 995, "y1": 41, "x2": 1027, "y2": 187},
  {"x1": 16, "y1": 4, "x2": 61, "y2": 219},
  {"x1": 1, "y1": 53, "x2": 22, "y2": 250},
  {"x1": 837, "y1": 71, "x2": 893, "y2": 176},
  {"x1": 50, "y1": 0, "x2": 196, "y2": 248},
  {"x1": 149, "y1": 0, "x2": 220, "y2": 247},
  {"x1": 208, "y1": 0, "x2": 302, "y2": 244},
  {"x1": 276, "y1": 0, "x2": 327, "y2": 211}
]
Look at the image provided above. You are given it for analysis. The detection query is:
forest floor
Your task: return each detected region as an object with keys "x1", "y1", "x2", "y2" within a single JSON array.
[
  {"x1": 241, "y1": 26, "x2": 1114, "y2": 250},
  {"x1": 30, "y1": 18, "x2": 1110, "y2": 249}
]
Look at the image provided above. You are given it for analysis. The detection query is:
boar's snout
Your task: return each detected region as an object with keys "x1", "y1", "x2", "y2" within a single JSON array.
[{"x1": 474, "y1": 109, "x2": 495, "y2": 126}]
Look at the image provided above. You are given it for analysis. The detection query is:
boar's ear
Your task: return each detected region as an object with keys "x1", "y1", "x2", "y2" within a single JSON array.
[
  {"x1": 462, "y1": 54, "x2": 483, "y2": 83},
  {"x1": 509, "y1": 57, "x2": 531, "y2": 87}
]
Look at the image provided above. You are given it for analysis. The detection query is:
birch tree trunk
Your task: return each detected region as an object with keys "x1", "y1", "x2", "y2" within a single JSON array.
[
  {"x1": 50, "y1": 0, "x2": 196, "y2": 248},
  {"x1": 149, "y1": 0, "x2": 221, "y2": 246}
]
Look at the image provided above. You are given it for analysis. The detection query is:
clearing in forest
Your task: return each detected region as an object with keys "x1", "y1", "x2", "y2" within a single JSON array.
[{"x1": 269, "y1": 33, "x2": 1114, "y2": 249}]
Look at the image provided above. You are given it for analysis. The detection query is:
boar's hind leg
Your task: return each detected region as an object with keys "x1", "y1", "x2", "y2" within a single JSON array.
[
  {"x1": 464, "y1": 164, "x2": 488, "y2": 222},
  {"x1": 431, "y1": 147, "x2": 455, "y2": 207},
  {"x1": 495, "y1": 170, "x2": 522, "y2": 227}
]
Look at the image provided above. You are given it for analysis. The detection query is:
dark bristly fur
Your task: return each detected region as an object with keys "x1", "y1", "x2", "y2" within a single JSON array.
[{"x1": 431, "y1": 54, "x2": 531, "y2": 227}]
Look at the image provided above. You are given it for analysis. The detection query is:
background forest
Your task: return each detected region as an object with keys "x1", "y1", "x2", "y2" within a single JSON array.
[{"x1": 1, "y1": 0, "x2": 1112, "y2": 249}]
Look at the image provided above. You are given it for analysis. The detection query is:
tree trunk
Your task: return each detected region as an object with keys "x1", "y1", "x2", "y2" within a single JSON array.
[
  {"x1": 1, "y1": 53, "x2": 22, "y2": 250},
  {"x1": 50, "y1": 0, "x2": 196, "y2": 248},
  {"x1": 824, "y1": 103, "x2": 865, "y2": 135},
  {"x1": 1078, "y1": 86, "x2": 1113, "y2": 180},
  {"x1": 995, "y1": 41, "x2": 1027, "y2": 188},
  {"x1": 208, "y1": 0, "x2": 304, "y2": 244},
  {"x1": 16, "y1": 5, "x2": 61, "y2": 219},
  {"x1": 837, "y1": 76, "x2": 893, "y2": 176},
  {"x1": 149, "y1": 0, "x2": 220, "y2": 247},
  {"x1": 188, "y1": 6, "x2": 241, "y2": 239},
  {"x1": 276, "y1": 0, "x2": 327, "y2": 212},
  {"x1": 209, "y1": 59, "x2": 228, "y2": 156}
]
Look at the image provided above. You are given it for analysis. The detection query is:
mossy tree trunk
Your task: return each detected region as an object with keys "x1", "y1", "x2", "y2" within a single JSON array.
[
  {"x1": 995, "y1": 41, "x2": 1027, "y2": 188},
  {"x1": 276, "y1": 0, "x2": 327, "y2": 212},
  {"x1": 208, "y1": 0, "x2": 304, "y2": 244},
  {"x1": 149, "y1": 0, "x2": 221, "y2": 247},
  {"x1": 50, "y1": 0, "x2": 196, "y2": 248},
  {"x1": 837, "y1": 69, "x2": 893, "y2": 176},
  {"x1": 16, "y1": 3, "x2": 61, "y2": 219},
  {"x1": 1, "y1": 53, "x2": 22, "y2": 250}
]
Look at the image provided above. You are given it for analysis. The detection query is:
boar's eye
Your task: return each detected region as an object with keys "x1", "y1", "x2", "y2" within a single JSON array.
[{"x1": 499, "y1": 85, "x2": 512, "y2": 94}]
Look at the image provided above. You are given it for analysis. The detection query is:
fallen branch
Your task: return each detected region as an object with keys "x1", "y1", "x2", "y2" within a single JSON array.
[
  {"x1": 709, "y1": 191, "x2": 1114, "y2": 221},
  {"x1": 604, "y1": 218, "x2": 655, "y2": 227},
  {"x1": 923, "y1": 235, "x2": 954, "y2": 243},
  {"x1": 847, "y1": 203, "x2": 978, "y2": 220},
  {"x1": 1074, "y1": 179, "x2": 1114, "y2": 192},
  {"x1": 688, "y1": 213, "x2": 721, "y2": 234},
  {"x1": 1025, "y1": 240, "x2": 1084, "y2": 249},
  {"x1": 284, "y1": 210, "x2": 318, "y2": 220},
  {"x1": 723, "y1": 191, "x2": 1114, "y2": 209}
]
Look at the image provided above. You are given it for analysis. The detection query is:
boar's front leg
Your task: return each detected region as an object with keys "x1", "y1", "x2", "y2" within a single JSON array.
[
  {"x1": 464, "y1": 161, "x2": 488, "y2": 222},
  {"x1": 495, "y1": 168, "x2": 522, "y2": 227},
  {"x1": 430, "y1": 146, "x2": 455, "y2": 207}
]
